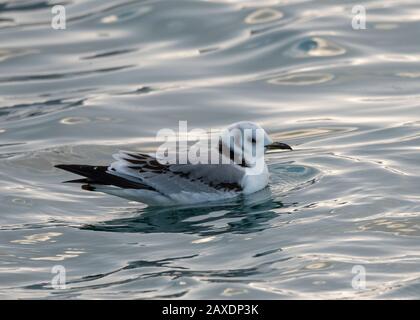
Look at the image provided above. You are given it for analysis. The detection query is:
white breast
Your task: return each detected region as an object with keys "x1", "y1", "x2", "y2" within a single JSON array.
[{"x1": 241, "y1": 163, "x2": 269, "y2": 194}]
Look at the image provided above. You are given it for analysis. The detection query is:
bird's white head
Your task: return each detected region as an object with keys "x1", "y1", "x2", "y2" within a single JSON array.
[{"x1": 219, "y1": 121, "x2": 292, "y2": 169}]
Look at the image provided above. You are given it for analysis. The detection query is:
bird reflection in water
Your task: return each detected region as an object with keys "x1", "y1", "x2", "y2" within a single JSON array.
[{"x1": 80, "y1": 188, "x2": 289, "y2": 236}]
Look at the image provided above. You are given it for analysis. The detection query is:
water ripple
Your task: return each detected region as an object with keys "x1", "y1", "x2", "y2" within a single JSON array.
[{"x1": 1, "y1": 0, "x2": 420, "y2": 299}]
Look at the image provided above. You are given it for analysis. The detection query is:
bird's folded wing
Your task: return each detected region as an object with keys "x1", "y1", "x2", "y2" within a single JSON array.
[{"x1": 108, "y1": 151, "x2": 245, "y2": 195}]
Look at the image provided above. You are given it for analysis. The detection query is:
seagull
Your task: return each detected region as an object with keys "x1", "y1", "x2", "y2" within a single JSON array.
[{"x1": 55, "y1": 122, "x2": 292, "y2": 206}]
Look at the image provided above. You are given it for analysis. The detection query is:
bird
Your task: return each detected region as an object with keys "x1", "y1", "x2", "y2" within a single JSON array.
[{"x1": 55, "y1": 122, "x2": 292, "y2": 206}]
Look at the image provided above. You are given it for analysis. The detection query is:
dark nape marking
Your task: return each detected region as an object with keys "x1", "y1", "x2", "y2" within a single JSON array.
[{"x1": 218, "y1": 141, "x2": 249, "y2": 168}]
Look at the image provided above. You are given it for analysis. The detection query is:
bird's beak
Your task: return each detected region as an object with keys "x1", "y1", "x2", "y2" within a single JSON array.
[{"x1": 265, "y1": 141, "x2": 293, "y2": 151}]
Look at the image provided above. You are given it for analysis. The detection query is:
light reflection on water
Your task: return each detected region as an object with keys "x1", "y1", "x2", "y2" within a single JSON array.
[{"x1": 1, "y1": 0, "x2": 420, "y2": 299}]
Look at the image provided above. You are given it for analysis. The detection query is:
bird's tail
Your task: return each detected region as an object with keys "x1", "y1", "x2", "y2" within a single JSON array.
[{"x1": 55, "y1": 164, "x2": 155, "y2": 191}]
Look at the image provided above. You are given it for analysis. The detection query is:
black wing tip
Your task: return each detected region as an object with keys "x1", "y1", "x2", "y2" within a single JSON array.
[
  {"x1": 55, "y1": 163, "x2": 155, "y2": 191},
  {"x1": 55, "y1": 164, "x2": 83, "y2": 171},
  {"x1": 55, "y1": 164, "x2": 107, "y2": 174},
  {"x1": 63, "y1": 178, "x2": 91, "y2": 184},
  {"x1": 55, "y1": 164, "x2": 78, "y2": 175},
  {"x1": 55, "y1": 164, "x2": 95, "y2": 169},
  {"x1": 82, "y1": 184, "x2": 96, "y2": 191}
]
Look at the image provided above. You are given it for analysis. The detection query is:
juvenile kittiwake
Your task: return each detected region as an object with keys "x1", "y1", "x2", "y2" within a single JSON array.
[{"x1": 55, "y1": 122, "x2": 292, "y2": 206}]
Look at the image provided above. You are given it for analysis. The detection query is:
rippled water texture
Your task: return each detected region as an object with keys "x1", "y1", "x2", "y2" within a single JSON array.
[{"x1": 1, "y1": 0, "x2": 420, "y2": 299}]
